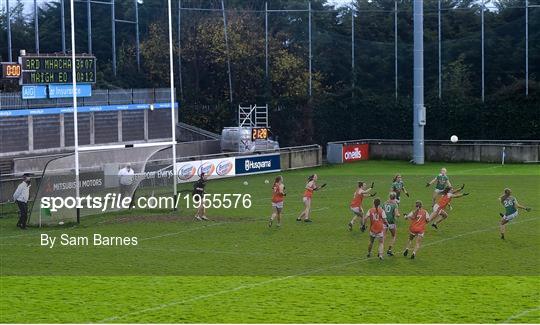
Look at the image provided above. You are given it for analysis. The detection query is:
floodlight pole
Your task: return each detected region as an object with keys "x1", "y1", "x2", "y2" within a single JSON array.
[
  {"x1": 69, "y1": 0, "x2": 81, "y2": 223},
  {"x1": 351, "y1": 8, "x2": 354, "y2": 92},
  {"x1": 481, "y1": 0, "x2": 485, "y2": 102},
  {"x1": 6, "y1": 0, "x2": 12, "y2": 61},
  {"x1": 525, "y1": 0, "x2": 528, "y2": 96},
  {"x1": 134, "y1": 0, "x2": 140, "y2": 71},
  {"x1": 112, "y1": 0, "x2": 117, "y2": 76},
  {"x1": 34, "y1": 0, "x2": 39, "y2": 53},
  {"x1": 61, "y1": 0, "x2": 66, "y2": 53},
  {"x1": 438, "y1": 0, "x2": 441, "y2": 99},
  {"x1": 221, "y1": 0, "x2": 233, "y2": 103},
  {"x1": 394, "y1": 0, "x2": 398, "y2": 100},
  {"x1": 167, "y1": 0, "x2": 178, "y2": 203},
  {"x1": 265, "y1": 2, "x2": 269, "y2": 79},
  {"x1": 87, "y1": 0, "x2": 92, "y2": 54},
  {"x1": 308, "y1": 1, "x2": 312, "y2": 97},
  {"x1": 178, "y1": 0, "x2": 183, "y2": 99},
  {"x1": 412, "y1": 0, "x2": 424, "y2": 164}
]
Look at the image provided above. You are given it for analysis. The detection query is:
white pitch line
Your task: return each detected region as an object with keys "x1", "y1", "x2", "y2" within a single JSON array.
[
  {"x1": 501, "y1": 306, "x2": 540, "y2": 324},
  {"x1": 139, "y1": 222, "x2": 227, "y2": 241},
  {"x1": 98, "y1": 216, "x2": 539, "y2": 323}
]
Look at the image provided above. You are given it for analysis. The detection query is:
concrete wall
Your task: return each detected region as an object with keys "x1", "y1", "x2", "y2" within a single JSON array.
[
  {"x1": 328, "y1": 140, "x2": 539, "y2": 163},
  {"x1": 372, "y1": 143, "x2": 539, "y2": 163},
  {"x1": 280, "y1": 146, "x2": 322, "y2": 170}
]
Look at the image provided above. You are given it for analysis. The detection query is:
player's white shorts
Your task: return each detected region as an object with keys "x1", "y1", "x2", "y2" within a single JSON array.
[
  {"x1": 272, "y1": 201, "x2": 284, "y2": 209},
  {"x1": 434, "y1": 189, "x2": 444, "y2": 194},
  {"x1": 502, "y1": 211, "x2": 518, "y2": 222},
  {"x1": 385, "y1": 223, "x2": 396, "y2": 230},
  {"x1": 303, "y1": 197, "x2": 311, "y2": 204},
  {"x1": 432, "y1": 204, "x2": 445, "y2": 213},
  {"x1": 350, "y1": 207, "x2": 363, "y2": 215},
  {"x1": 409, "y1": 231, "x2": 424, "y2": 238},
  {"x1": 370, "y1": 231, "x2": 384, "y2": 239}
]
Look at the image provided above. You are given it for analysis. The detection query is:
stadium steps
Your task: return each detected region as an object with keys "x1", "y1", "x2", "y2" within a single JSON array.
[
  {"x1": 0, "y1": 159, "x2": 13, "y2": 176},
  {"x1": 176, "y1": 122, "x2": 220, "y2": 142}
]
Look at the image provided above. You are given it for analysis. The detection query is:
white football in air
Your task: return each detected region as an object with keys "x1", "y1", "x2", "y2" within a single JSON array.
[
  {"x1": 450, "y1": 135, "x2": 458, "y2": 143},
  {"x1": 264, "y1": 179, "x2": 269, "y2": 184},
  {"x1": 243, "y1": 181, "x2": 249, "y2": 186},
  {"x1": 58, "y1": 221, "x2": 64, "y2": 225}
]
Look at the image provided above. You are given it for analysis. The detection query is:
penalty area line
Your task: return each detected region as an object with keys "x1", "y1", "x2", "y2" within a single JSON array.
[{"x1": 98, "y1": 216, "x2": 539, "y2": 323}]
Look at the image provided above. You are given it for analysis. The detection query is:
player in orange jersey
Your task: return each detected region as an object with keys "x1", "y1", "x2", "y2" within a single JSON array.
[
  {"x1": 348, "y1": 181, "x2": 376, "y2": 232},
  {"x1": 430, "y1": 185, "x2": 469, "y2": 229},
  {"x1": 363, "y1": 198, "x2": 388, "y2": 260},
  {"x1": 403, "y1": 200, "x2": 431, "y2": 259},
  {"x1": 297, "y1": 174, "x2": 326, "y2": 223},
  {"x1": 268, "y1": 175, "x2": 286, "y2": 228}
]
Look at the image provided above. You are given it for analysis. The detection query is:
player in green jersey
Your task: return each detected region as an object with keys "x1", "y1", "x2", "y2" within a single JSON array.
[
  {"x1": 383, "y1": 192, "x2": 401, "y2": 256},
  {"x1": 426, "y1": 167, "x2": 452, "y2": 206},
  {"x1": 391, "y1": 174, "x2": 409, "y2": 204},
  {"x1": 499, "y1": 188, "x2": 531, "y2": 240}
]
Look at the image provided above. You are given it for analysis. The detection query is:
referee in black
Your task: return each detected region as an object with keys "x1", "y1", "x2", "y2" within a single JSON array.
[{"x1": 193, "y1": 172, "x2": 208, "y2": 221}]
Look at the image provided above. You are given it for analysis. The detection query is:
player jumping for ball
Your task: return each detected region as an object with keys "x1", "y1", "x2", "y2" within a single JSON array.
[
  {"x1": 391, "y1": 174, "x2": 409, "y2": 204},
  {"x1": 297, "y1": 174, "x2": 326, "y2": 222},
  {"x1": 430, "y1": 185, "x2": 469, "y2": 229},
  {"x1": 348, "y1": 181, "x2": 376, "y2": 232},
  {"x1": 403, "y1": 200, "x2": 431, "y2": 259},
  {"x1": 426, "y1": 168, "x2": 451, "y2": 206},
  {"x1": 269, "y1": 175, "x2": 286, "y2": 228},
  {"x1": 364, "y1": 198, "x2": 388, "y2": 260},
  {"x1": 383, "y1": 192, "x2": 401, "y2": 256},
  {"x1": 498, "y1": 188, "x2": 531, "y2": 240}
]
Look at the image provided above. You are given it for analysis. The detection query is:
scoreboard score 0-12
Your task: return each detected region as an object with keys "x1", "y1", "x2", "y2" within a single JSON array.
[{"x1": 20, "y1": 55, "x2": 97, "y2": 84}]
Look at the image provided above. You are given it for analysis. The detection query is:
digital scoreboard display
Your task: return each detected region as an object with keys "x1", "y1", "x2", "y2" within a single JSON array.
[
  {"x1": 251, "y1": 127, "x2": 269, "y2": 141},
  {"x1": 1, "y1": 63, "x2": 22, "y2": 78},
  {"x1": 20, "y1": 55, "x2": 96, "y2": 84}
]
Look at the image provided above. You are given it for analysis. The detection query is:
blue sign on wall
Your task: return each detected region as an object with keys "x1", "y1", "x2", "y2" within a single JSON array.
[
  {"x1": 21, "y1": 85, "x2": 48, "y2": 100},
  {"x1": 0, "y1": 102, "x2": 178, "y2": 117},
  {"x1": 235, "y1": 154, "x2": 281, "y2": 175},
  {"x1": 49, "y1": 84, "x2": 92, "y2": 98}
]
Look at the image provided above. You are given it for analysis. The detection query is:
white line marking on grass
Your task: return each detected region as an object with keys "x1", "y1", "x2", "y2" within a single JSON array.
[
  {"x1": 139, "y1": 222, "x2": 227, "y2": 241},
  {"x1": 502, "y1": 306, "x2": 540, "y2": 323},
  {"x1": 99, "y1": 216, "x2": 540, "y2": 323}
]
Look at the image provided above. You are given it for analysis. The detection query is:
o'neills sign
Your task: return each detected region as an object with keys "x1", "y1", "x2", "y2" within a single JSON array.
[{"x1": 342, "y1": 144, "x2": 369, "y2": 162}]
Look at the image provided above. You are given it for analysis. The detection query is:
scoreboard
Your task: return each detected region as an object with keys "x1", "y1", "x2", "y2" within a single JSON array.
[{"x1": 20, "y1": 55, "x2": 96, "y2": 84}]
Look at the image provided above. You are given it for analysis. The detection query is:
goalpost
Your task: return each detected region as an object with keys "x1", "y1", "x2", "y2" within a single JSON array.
[{"x1": 26, "y1": 0, "x2": 179, "y2": 227}]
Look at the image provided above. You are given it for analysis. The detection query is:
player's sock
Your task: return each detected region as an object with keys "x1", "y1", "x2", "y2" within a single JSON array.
[
  {"x1": 500, "y1": 233, "x2": 505, "y2": 240},
  {"x1": 403, "y1": 249, "x2": 408, "y2": 257},
  {"x1": 378, "y1": 254, "x2": 383, "y2": 260},
  {"x1": 366, "y1": 252, "x2": 371, "y2": 258},
  {"x1": 348, "y1": 222, "x2": 353, "y2": 231},
  {"x1": 411, "y1": 253, "x2": 416, "y2": 259},
  {"x1": 268, "y1": 219, "x2": 273, "y2": 227},
  {"x1": 360, "y1": 224, "x2": 366, "y2": 232},
  {"x1": 432, "y1": 223, "x2": 438, "y2": 229}
]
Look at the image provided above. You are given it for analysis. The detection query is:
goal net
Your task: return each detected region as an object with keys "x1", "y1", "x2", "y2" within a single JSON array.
[{"x1": 28, "y1": 145, "x2": 175, "y2": 226}]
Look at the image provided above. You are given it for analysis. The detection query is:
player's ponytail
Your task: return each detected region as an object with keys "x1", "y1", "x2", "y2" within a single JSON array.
[
  {"x1": 373, "y1": 198, "x2": 381, "y2": 218},
  {"x1": 393, "y1": 174, "x2": 399, "y2": 182},
  {"x1": 308, "y1": 174, "x2": 314, "y2": 182},
  {"x1": 358, "y1": 181, "x2": 364, "y2": 188},
  {"x1": 273, "y1": 176, "x2": 282, "y2": 189},
  {"x1": 500, "y1": 188, "x2": 511, "y2": 203}
]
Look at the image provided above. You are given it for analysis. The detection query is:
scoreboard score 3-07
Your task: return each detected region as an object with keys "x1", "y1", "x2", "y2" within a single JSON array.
[{"x1": 20, "y1": 55, "x2": 96, "y2": 84}]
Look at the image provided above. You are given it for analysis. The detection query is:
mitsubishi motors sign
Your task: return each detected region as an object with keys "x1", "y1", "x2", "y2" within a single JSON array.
[{"x1": 342, "y1": 144, "x2": 369, "y2": 162}]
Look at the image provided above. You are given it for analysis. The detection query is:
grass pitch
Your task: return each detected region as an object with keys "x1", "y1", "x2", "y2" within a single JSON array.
[{"x1": 1, "y1": 161, "x2": 539, "y2": 323}]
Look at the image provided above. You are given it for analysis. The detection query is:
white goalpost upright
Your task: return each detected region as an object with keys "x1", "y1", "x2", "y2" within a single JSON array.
[
  {"x1": 167, "y1": 0, "x2": 178, "y2": 203},
  {"x1": 69, "y1": 0, "x2": 81, "y2": 222},
  {"x1": 66, "y1": 0, "x2": 178, "y2": 222}
]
